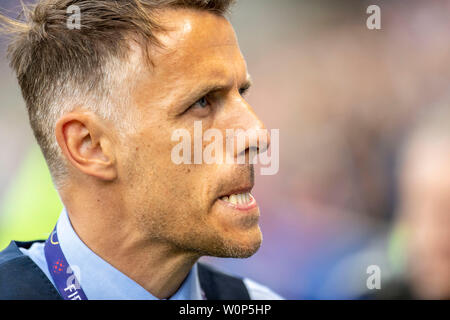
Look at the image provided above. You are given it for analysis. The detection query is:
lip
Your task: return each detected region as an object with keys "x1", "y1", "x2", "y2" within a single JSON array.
[
  {"x1": 217, "y1": 193, "x2": 258, "y2": 211},
  {"x1": 218, "y1": 186, "x2": 253, "y2": 199}
]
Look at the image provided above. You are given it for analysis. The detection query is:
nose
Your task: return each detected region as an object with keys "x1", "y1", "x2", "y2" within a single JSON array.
[{"x1": 229, "y1": 98, "x2": 271, "y2": 160}]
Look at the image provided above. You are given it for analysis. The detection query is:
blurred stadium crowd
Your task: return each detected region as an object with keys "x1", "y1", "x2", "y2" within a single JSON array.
[{"x1": 0, "y1": 0, "x2": 449, "y2": 299}]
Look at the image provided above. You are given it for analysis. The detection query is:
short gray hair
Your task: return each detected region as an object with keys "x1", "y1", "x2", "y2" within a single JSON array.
[{"x1": 0, "y1": 0, "x2": 235, "y2": 188}]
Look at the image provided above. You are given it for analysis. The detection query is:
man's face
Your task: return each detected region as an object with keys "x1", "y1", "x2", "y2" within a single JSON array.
[{"x1": 117, "y1": 9, "x2": 268, "y2": 258}]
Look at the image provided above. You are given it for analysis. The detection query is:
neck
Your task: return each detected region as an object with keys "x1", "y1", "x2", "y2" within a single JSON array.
[{"x1": 62, "y1": 193, "x2": 199, "y2": 299}]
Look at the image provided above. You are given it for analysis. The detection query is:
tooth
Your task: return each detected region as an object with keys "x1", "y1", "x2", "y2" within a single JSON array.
[
  {"x1": 245, "y1": 193, "x2": 249, "y2": 202},
  {"x1": 222, "y1": 196, "x2": 229, "y2": 202},
  {"x1": 238, "y1": 194, "x2": 244, "y2": 204},
  {"x1": 229, "y1": 194, "x2": 237, "y2": 204}
]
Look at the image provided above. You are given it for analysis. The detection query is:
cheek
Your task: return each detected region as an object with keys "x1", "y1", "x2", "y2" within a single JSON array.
[
  {"x1": 125, "y1": 124, "x2": 220, "y2": 211},
  {"x1": 138, "y1": 159, "x2": 208, "y2": 212}
]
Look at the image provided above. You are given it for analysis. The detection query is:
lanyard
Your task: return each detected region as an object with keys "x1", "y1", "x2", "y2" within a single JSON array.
[{"x1": 44, "y1": 227, "x2": 88, "y2": 300}]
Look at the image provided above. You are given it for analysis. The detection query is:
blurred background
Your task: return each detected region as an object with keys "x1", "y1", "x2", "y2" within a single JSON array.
[{"x1": 0, "y1": 0, "x2": 449, "y2": 299}]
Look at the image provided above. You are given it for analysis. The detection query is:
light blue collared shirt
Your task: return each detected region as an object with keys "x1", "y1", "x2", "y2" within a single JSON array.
[
  {"x1": 20, "y1": 208, "x2": 283, "y2": 300},
  {"x1": 20, "y1": 208, "x2": 203, "y2": 300}
]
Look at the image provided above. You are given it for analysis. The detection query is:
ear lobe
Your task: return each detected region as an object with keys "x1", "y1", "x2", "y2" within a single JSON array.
[{"x1": 55, "y1": 112, "x2": 118, "y2": 182}]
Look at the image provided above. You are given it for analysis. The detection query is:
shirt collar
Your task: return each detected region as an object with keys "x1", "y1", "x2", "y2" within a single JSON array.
[{"x1": 56, "y1": 208, "x2": 203, "y2": 300}]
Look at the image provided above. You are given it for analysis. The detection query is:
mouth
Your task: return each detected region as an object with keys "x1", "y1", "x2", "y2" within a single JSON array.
[{"x1": 217, "y1": 190, "x2": 257, "y2": 211}]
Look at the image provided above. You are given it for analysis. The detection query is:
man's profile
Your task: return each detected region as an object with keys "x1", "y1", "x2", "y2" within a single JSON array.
[{"x1": 0, "y1": 0, "x2": 281, "y2": 300}]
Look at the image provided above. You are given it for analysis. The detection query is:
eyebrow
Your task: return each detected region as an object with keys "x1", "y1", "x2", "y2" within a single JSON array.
[{"x1": 183, "y1": 75, "x2": 253, "y2": 107}]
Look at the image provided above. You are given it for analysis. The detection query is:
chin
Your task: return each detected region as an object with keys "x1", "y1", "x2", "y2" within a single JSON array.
[{"x1": 209, "y1": 227, "x2": 263, "y2": 259}]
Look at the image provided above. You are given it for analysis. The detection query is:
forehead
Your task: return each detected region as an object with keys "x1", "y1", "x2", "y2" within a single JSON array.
[
  {"x1": 149, "y1": 9, "x2": 247, "y2": 83},
  {"x1": 157, "y1": 9, "x2": 239, "y2": 52}
]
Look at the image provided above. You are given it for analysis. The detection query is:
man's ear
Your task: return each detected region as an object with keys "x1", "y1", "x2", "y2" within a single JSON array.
[{"x1": 55, "y1": 111, "x2": 117, "y2": 181}]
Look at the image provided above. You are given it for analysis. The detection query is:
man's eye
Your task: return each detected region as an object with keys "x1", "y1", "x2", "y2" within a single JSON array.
[
  {"x1": 192, "y1": 97, "x2": 209, "y2": 109},
  {"x1": 185, "y1": 96, "x2": 212, "y2": 117}
]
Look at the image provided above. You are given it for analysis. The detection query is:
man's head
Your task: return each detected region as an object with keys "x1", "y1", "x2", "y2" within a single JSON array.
[
  {"x1": 2, "y1": 0, "x2": 269, "y2": 259},
  {"x1": 397, "y1": 105, "x2": 450, "y2": 299}
]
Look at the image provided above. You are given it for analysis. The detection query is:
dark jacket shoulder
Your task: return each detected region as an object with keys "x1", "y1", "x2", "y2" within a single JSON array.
[
  {"x1": 197, "y1": 262, "x2": 250, "y2": 300},
  {"x1": 0, "y1": 241, "x2": 61, "y2": 300}
]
